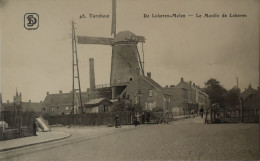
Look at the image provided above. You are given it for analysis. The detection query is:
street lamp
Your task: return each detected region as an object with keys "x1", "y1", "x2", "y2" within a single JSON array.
[
  {"x1": 137, "y1": 90, "x2": 142, "y2": 111},
  {"x1": 240, "y1": 97, "x2": 243, "y2": 122}
]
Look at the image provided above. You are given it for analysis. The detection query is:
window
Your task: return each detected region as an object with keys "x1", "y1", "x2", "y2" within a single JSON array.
[
  {"x1": 42, "y1": 108, "x2": 45, "y2": 111},
  {"x1": 149, "y1": 90, "x2": 153, "y2": 97},
  {"x1": 66, "y1": 107, "x2": 69, "y2": 111},
  {"x1": 51, "y1": 107, "x2": 54, "y2": 111},
  {"x1": 57, "y1": 106, "x2": 59, "y2": 110}
]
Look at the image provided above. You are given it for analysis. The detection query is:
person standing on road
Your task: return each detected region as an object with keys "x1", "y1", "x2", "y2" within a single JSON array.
[
  {"x1": 200, "y1": 107, "x2": 204, "y2": 118},
  {"x1": 33, "y1": 121, "x2": 37, "y2": 136},
  {"x1": 205, "y1": 109, "x2": 209, "y2": 124},
  {"x1": 134, "y1": 113, "x2": 139, "y2": 126},
  {"x1": 115, "y1": 113, "x2": 120, "y2": 128},
  {"x1": 141, "y1": 112, "x2": 145, "y2": 124},
  {"x1": 146, "y1": 111, "x2": 150, "y2": 124}
]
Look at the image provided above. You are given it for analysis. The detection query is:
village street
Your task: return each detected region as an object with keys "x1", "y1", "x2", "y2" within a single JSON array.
[{"x1": 0, "y1": 117, "x2": 258, "y2": 161}]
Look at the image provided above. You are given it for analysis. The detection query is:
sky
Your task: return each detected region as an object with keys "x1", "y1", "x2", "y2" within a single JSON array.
[{"x1": 0, "y1": 0, "x2": 259, "y2": 102}]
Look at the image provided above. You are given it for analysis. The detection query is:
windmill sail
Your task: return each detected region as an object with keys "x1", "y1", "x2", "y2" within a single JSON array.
[
  {"x1": 77, "y1": 36, "x2": 113, "y2": 45},
  {"x1": 111, "y1": 0, "x2": 116, "y2": 37}
]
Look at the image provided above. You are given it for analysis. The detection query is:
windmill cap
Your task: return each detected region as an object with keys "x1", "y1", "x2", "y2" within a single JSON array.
[{"x1": 114, "y1": 31, "x2": 136, "y2": 43}]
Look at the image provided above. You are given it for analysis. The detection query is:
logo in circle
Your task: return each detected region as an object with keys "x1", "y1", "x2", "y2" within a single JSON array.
[{"x1": 24, "y1": 13, "x2": 39, "y2": 30}]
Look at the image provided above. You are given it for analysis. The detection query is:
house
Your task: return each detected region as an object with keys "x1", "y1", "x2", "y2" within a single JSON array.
[
  {"x1": 43, "y1": 90, "x2": 112, "y2": 115},
  {"x1": 1, "y1": 92, "x2": 43, "y2": 113},
  {"x1": 175, "y1": 78, "x2": 209, "y2": 113},
  {"x1": 83, "y1": 98, "x2": 113, "y2": 113},
  {"x1": 119, "y1": 73, "x2": 172, "y2": 113},
  {"x1": 241, "y1": 85, "x2": 259, "y2": 111},
  {"x1": 163, "y1": 87, "x2": 188, "y2": 115}
]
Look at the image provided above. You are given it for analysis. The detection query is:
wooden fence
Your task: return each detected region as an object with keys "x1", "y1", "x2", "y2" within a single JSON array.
[
  {"x1": 211, "y1": 109, "x2": 259, "y2": 123},
  {"x1": 44, "y1": 112, "x2": 170, "y2": 126}
]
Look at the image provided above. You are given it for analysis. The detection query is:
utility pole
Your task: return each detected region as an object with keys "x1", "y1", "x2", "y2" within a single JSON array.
[
  {"x1": 236, "y1": 77, "x2": 239, "y2": 88},
  {"x1": 71, "y1": 20, "x2": 83, "y2": 124}
]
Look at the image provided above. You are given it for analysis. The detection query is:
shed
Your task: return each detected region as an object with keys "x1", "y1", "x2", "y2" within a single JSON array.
[{"x1": 83, "y1": 98, "x2": 113, "y2": 113}]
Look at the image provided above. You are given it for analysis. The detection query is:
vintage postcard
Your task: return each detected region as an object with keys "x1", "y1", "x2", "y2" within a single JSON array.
[{"x1": 0, "y1": 0, "x2": 259, "y2": 160}]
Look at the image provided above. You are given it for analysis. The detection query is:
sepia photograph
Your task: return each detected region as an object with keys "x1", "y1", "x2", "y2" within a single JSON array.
[{"x1": 0, "y1": 0, "x2": 259, "y2": 160}]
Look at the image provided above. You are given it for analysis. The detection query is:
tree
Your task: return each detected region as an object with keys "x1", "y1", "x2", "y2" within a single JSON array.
[
  {"x1": 204, "y1": 78, "x2": 227, "y2": 108},
  {"x1": 226, "y1": 87, "x2": 241, "y2": 110}
]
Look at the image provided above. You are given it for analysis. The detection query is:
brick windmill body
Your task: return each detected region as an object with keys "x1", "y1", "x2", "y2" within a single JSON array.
[{"x1": 78, "y1": 0, "x2": 145, "y2": 99}]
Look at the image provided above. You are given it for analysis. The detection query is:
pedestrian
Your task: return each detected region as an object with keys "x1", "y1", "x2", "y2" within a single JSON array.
[
  {"x1": 115, "y1": 113, "x2": 120, "y2": 128},
  {"x1": 205, "y1": 109, "x2": 209, "y2": 124},
  {"x1": 164, "y1": 112, "x2": 169, "y2": 124},
  {"x1": 136, "y1": 112, "x2": 140, "y2": 125},
  {"x1": 134, "y1": 113, "x2": 138, "y2": 126},
  {"x1": 33, "y1": 121, "x2": 37, "y2": 136},
  {"x1": 201, "y1": 107, "x2": 204, "y2": 118},
  {"x1": 141, "y1": 112, "x2": 145, "y2": 124},
  {"x1": 146, "y1": 112, "x2": 150, "y2": 124}
]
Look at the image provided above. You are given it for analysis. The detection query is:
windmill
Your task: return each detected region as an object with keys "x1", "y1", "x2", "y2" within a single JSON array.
[{"x1": 77, "y1": 0, "x2": 145, "y2": 99}]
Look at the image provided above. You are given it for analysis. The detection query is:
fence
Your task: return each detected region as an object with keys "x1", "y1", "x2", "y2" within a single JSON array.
[
  {"x1": 1, "y1": 111, "x2": 36, "y2": 128},
  {"x1": 0, "y1": 111, "x2": 35, "y2": 141},
  {"x1": 44, "y1": 111, "x2": 171, "y2": 126},
  {"x1": 211, "y1": 109, "x2": 259, "y2": 123},
  {"x1": 0, "y1": 128, "x2": 34, "y2": 141}
]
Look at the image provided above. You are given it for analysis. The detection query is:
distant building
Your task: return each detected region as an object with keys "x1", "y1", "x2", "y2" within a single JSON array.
[
  {"x1": 175, "y1": 78, "x2": 209, "y2": 113},
  {"x1": 43, "y1": 90, "x2": 112, "y2": 115},
  {"x1": 1, "y1": 92, "x2": 43, "y2": 113},
  {"x1": 241, "y1": 84, "x2": 257, "y2": 100},
  {"x1": 241, "y1": 85, "x2": 259, "y2": 111},
  {"x1": 163, "y1": 87, "x2": 188, "y2": 115}
]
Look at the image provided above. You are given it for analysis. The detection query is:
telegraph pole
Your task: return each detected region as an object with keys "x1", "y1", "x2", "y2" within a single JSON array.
[{"x1": 71, "y1": 20, "x2": 83, "y2": 124}]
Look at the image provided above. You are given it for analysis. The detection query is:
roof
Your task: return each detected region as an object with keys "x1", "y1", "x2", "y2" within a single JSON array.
[
  {"x1": 163, "y1": 87, "x2": 184, "y2": 95},
  {"x1": 43, "y1": 91, "x2": 112, "y2": 106},
  {"x1": 84, "y1": 98, "x2": 112, "y2": 107},
  {"x1": 140, "y1": 75, "x2": 162, "y2": 92},
  {"x1": 2, "y1": 102, "x2": 43, "y2": 112},
  {"x1": 114, "y1": 31, "x2": 136, "y2": 43},
  {"x1": 120, "y1": 74, "x2": 173, "y2": 97}
]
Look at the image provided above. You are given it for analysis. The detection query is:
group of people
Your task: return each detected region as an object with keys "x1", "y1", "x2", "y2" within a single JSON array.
[
  {"x1": 114, "y1": 112, "x2": 151, "y2": 128},
  {"x1": 199, "y1": 107, "x2": 209, "y2": 124},
  {"x1": 133, "y1": 112, "x2": 150, "y2": 126}
]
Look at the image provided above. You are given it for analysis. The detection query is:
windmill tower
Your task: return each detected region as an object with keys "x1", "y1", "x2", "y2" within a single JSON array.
[{"x1": 77, "y1": 0, "x2": 145, "y2": 99}]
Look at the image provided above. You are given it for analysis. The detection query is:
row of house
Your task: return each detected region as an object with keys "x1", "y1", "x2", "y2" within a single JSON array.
[
  {"x1": 119, "y1": 74, "x2": 209, "y2": 115},
  {"x1": 1, "y1": 73, "x2": 211, "y2": 117},
  {"x1": 1, "y1": 75, "x2": 209, "y2": 116}
]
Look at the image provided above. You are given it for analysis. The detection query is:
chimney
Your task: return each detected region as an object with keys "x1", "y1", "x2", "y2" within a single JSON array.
[
  {"x1": 147, "y1": 72, "x2": 151, "y2": 78},
  {"x1": 193, "y1": 83, "x2": 195, "y2": 87},
  {"x1": 47, "y1": 92, "x2": 49, "y2": 95},
  {"x1": 59, "y1": 90, "x2": 62, "y2": 94},
  {"x1": 40, "y1": 101, "x2": 42, "y2": 103},
  {"x1": 181, "y1": 78, "x2": 184, "y2": 82},
  {"x1": 29, "y1": 100, "x2": 31, "y2": 103},
  {"x1": 89, "y1": 58, "x2": 96, "y2": 92},
  {"x1": 189, "y1": 81, "x2": 192, "y2": 86},
  {"x1": 7, "y1": 100, "x2": 9, "y2": 103}
]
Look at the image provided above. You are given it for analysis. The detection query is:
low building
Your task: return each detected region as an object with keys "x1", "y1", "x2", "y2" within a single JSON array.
[
  {"x1": 1, "y1": 92, "x2": 43, "y2": 113},
  {"x1": 83, "y1": 98, "x2": 113, "y2": 113},
  {"x1": 43, "y1": 90, "x2": 112, "y2": 115}
]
